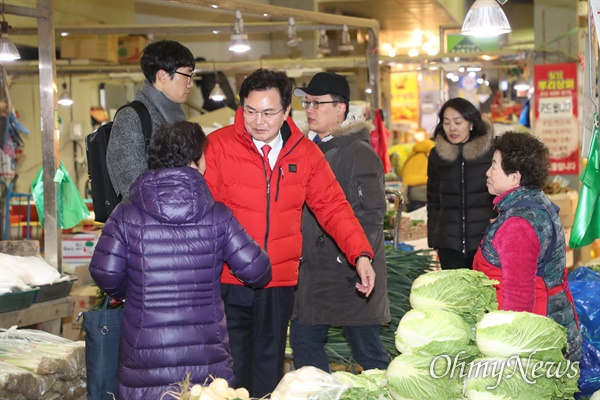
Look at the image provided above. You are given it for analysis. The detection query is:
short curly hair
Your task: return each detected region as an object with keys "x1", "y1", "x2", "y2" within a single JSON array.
[
  {"x1": 494, "y1": 131, "x2": 550, "y2": 188},
  {"x1": 147, "y1": 121, "x2": 207, "y2": 170}
]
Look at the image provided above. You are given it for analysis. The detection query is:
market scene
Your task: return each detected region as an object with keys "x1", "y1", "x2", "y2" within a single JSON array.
[{"x1": 1, "y1": 0, "x2": 600, "y2": 399}]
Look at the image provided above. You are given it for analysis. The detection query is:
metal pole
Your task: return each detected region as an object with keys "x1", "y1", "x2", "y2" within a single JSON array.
[{"x1": 37, "y1": 0, "x2": 61, "y2": 271}]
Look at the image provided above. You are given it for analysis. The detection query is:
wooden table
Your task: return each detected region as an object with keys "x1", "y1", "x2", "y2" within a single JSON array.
[{"x1": 0, "y1": 296, "x2": 73, "y2": 335}]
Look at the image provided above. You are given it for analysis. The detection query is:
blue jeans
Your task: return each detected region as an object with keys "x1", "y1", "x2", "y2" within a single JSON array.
[{"x1": 289, "y1": 318, "x2": 390, "y2": 372}]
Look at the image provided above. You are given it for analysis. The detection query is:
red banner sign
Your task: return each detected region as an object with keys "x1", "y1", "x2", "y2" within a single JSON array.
[{"x1": 533, "y1": 63, "x2": 579, "y2": 175}]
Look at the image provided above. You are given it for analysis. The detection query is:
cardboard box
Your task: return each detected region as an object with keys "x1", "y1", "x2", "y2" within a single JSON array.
[
  {"x1": 547, "y1": 190, "x2": 578, "y2": 229},
  {"x1": 62, "y1": 284, "x2": 99, "y2": 341},
  {"x1": 62, "y1": 231, "x2": 101, "y2": 264},
  {"x1": 62, "y1": 262, "x2": 94, "y2": 288},
  {"x1": 60, "y1": 34, "x2": 118, "y2": 63},
  {"x1": 118, "y1": 35, "x2": 147, "y2": 63}
]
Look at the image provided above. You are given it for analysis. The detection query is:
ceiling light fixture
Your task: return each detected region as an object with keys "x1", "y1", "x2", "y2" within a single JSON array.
[
  {"x1": 286, "y1": 17, "x2": 303, "y2": 48},
  {"x1": 58, "y1": 82, "x2": 73, "y2": 106},
  {"x1": 514, "y1": 76, "x2": 530, "y2": 91},
  {"x1": 209, "y1": 82, "x2": 226, "y2": 102},
  {"x1": 0, "y1": 2, "x2": 20, "y2": 62},
  {"x1": 338, "y1": 25, "x2": 354, "y2": 52},
  {"x1": 317, "y1": 29, "x2": 331, "y2": 55},
  {"x1": 229, "y1": 10, "x2": 251, "y2": 53},
  {"x1": 461, "y1": 0, "x2": 511, "y2": 37}
]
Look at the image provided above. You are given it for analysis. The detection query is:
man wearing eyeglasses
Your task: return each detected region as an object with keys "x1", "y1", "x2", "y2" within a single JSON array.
[
  {"x1": 107, "y1": 40, "x2": 195, "y2": 200},
  {"x1": 290, "y1": 72, "x2": 391, "y2": 372},
  {"x1": 204, "y1": 68, "x2": 376, "y2": 398}
]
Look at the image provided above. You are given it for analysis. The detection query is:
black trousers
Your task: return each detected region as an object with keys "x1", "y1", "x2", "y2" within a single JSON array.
[
  {"x1": 221, "y1": 284, "x2": 295, "y2": 398},
  {"x1": 437, "y1": 248, "x2": 477, "y2": 269}
]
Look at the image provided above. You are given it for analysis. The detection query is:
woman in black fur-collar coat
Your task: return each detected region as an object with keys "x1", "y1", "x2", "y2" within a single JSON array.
[{"x1": 427, "y1": 98, "x2": 496, "y2": 269}]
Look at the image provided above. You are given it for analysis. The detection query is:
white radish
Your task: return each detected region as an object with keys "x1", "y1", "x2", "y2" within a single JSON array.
[
  {"x1": 189, "y1": 384, "x2": 203, "y2": 400},
  {"x1": 233, "y1": 387, "x2": 250, "y2": 399},
  {"x1": 208, "y1": 377, "x2": 229, "y2": 397}
]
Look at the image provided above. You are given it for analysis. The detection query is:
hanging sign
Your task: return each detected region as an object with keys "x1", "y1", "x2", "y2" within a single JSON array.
[
  {"x1": 533, "y1": 63, "x2": 579, "y2": 175},
  {"x1": 390, "y1": 72, "x2": 419, "y2": 123}
]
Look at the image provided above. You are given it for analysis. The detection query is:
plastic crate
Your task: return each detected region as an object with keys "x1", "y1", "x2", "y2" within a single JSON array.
[
  {"x1": 0, "y1": 288, "x2": 40, "y2": 313},
  {"x1": 33, "y1": 275, "x2": 78, "y2": 303}
]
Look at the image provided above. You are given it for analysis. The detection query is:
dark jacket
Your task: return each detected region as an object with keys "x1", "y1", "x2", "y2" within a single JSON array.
[
  {"x1": 427, "y1": 122, "x2": 496, "y2": 254},
  {"x1": 294, "y1": 117, "x2": 390, "y2": 326},
  {"x1": 89, "y1": 167, "x2": 271, "y2": 400},
  {"x1": 204, "y1": 108, "x2": 374, "y2": 288}
]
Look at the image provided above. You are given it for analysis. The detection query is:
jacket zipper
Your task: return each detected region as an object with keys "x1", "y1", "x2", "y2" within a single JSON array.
[
  {"x1": 460, "y1": 157, "x2": 466, "y2": 255},
  {"x1": 272, "y1": 138, "x2": 302, "y2": 203},
  {"x1": 262, "y1": 136, "x2": 303, "y2": 248},
  {"x1": 358, "y1": 182, "x2": 364, "y2": 209},
  {"x1": 264, "y1": 177, "x2": 270, "y2": 251},
  {"x1": 275, "y1": 166, "x2": 284, "y2": 202}
]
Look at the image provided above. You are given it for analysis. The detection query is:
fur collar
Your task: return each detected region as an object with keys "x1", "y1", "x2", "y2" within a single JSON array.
[
  {"x1": 301, "y1": 114, "x2": 374, "y2": 139},
  {"x1": 434, "y1": 120, "x2": 494, "y2": 162}
]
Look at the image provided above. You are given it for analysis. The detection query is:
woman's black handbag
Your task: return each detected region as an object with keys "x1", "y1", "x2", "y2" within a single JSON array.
[{"x1": 82, "y1": 296, "x2": 123, "y2": 400}]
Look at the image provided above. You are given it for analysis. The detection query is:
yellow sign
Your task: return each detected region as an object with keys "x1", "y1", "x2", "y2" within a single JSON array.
[{"x1": 390, "y1": 72, "x2": 419, "y2": 123}]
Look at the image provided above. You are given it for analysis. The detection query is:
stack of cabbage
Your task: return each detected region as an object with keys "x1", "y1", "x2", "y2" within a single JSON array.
[{"x1": 386, "y1": 269, "x2": 580, "y2": 399}]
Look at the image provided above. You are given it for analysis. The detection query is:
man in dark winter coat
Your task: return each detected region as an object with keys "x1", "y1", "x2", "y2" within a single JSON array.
[
  {"x1": 107, "y1": 40, "x2": 195, "y2": 200},
  {"x1": 290, "y1": 72, "x2": 391, "y2": 372}
]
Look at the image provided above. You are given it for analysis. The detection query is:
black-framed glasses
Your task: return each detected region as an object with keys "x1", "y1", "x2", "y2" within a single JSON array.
[
  {"x1": 173, "y1": 70, "x2": 194, "y2": 84},
  {"x1": 301, "y1": 100, "x2": 338, "y2": 109},
  {"x1": 243, "y1": 108, "x2": 284, "y2": 120}
]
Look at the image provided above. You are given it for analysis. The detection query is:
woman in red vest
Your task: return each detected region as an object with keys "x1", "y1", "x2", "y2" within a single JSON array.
[{"x1": 473, "y1": 131, "x2": 581, "y2": 361}]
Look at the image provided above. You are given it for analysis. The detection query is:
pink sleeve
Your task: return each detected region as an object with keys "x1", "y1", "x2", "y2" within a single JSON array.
[{"x1": 492, "y1": 217, "x2": 540, "y2": 312}]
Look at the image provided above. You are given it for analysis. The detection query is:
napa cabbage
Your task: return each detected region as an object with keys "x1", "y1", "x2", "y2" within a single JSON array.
[
  {"x1": 395, "y1": 308, "x2": 478, "y2": 358},
  {"x1": 476, "y1": 311, "x2": 569, "y2": 362},
  {"x1": 409, "y1": 269, "x2": 498, "y2": 325},
  {"x1": 386, "y1": 354, "x2": 463, "y2": 400}
]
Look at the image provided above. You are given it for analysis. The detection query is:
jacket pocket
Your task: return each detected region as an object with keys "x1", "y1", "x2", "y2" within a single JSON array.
[{"x1": 355, "y1": 174, "x2": 383, "y2": 210}]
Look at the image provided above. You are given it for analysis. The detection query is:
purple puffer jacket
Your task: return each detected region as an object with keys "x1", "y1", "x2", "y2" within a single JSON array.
[{"x1": 89, "y1": 166, "x2": 272, "y2": 400}]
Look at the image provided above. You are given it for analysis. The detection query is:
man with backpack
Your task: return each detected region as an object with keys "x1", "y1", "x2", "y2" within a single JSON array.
[{"x1": 107, "y1": 40, "x2": 195, "y2": 201}]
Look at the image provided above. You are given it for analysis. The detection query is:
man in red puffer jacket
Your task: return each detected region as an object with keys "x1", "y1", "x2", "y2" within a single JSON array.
[{"x1": 204, "y1": 69, "x2": 375, "y2": 398}]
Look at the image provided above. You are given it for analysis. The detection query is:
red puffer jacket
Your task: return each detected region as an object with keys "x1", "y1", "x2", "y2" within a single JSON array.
[{"x1": 205, "y1": 109, "x2": 373, "y2": 288}]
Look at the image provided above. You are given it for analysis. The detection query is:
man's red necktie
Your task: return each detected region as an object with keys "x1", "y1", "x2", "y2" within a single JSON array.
[{"x1": 261, "y1": 145, "x2": 272, "y2": 179}]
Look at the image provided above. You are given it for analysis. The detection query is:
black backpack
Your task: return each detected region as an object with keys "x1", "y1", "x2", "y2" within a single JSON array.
[{"x1": 85, "y1": 100, "x2": 152, "y2": 223}]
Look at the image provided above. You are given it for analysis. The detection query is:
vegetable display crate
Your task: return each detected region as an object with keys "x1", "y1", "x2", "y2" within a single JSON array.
[
  {"x1": 33, "y1": 275, "x2": 78, "y2": 303},
  {"x1": 0, "y1": 288, "x2": 40, "y2": 313}
]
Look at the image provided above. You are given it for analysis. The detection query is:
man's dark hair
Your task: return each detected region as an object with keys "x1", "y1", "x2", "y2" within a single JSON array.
[
  {"x1": 331, "y1": 93, "x2": 349, "y2": 119},
  {"x1": 148, "y1": 121, "x2": 207, "y2": 170},
  {"x1": 239, "y1": 69, "x2": 292, "y2": 111},
  {"x1": 434, "y1": 97, "x2": 488, "y2": 142},
  {"x1": 140, "y1": 40, "x2": 195, "y2": 83},
  {"x1": 494, "y1": 131, "x2": 550, "y2": 188}
]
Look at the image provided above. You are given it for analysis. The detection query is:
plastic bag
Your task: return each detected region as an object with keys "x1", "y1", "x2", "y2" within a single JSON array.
[
  {"x1": 568, "y1": 267, "x2": 600, "y2": 398},
  {"x1": 271, "y1": 366, "x2": 349, "y2": 400},
  {"x1": 31, "y1": 161, "x2": 90, "y2": 229}
]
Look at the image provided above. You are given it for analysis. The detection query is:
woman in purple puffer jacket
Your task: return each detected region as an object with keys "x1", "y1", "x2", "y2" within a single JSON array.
[{"x1": 89, "y1": 121, "x2": 272, "y2": 400}]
